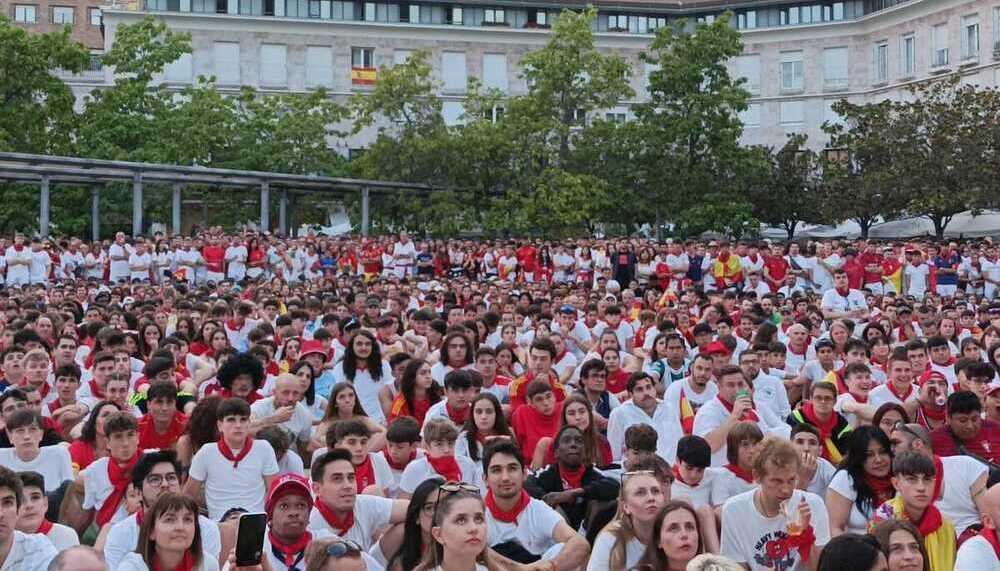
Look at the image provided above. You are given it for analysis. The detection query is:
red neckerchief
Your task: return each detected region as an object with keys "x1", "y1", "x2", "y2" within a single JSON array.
[
  {"x1": 978, "y1": 526, "x2": 1000, "y2": 559},
  {"x1": 383, "y1": 448, "x2": 415, "y2": 471},
  {"x1": 559, "y1": 464, "x2": 586, "y2": 490},
  {"x1": 445, "y1": 402, "x2": 469, "y2": 425},
  {"x1": 47, "y1": 399, "x2": 63, "y2": 415},
  {"x1": 89, "y1": 379, "x2": 106, "y2": 399},
  {"x1": 426, "y1": 454, "x2": 462, "y2": 482},
  {"x1": 717, "y1": 396, "x2": 759, "y2": 422},
  {"x1": 835, "y1": 287, "x2": 850, "y2": 297},
  {"x1": 135, "y1": 507, "x2": 145, "y2": 527},
  {"x1": 932, "y1": 456, "x2": 944, "y2": 501},
  {"x1": 315, "y1": 499, "x2": 354, "y2": 536},
  {"x1": 672, "y1": 464, "x2": 698, "y2": 487},
  {"x1": 888, "y1": 381, "x2": 914, "y2": 403},
  {"x1": 219, "y1": 388, "x2": 262, "y2": 405},
  {"x1": 96, "y1": 451, "x2": 141, "y2": 526},
  {"x1": 218, "y1": 437, "x2": 253, "y2": 469},
  {"x1": 724, "y1": 463, "x2": 754, "y2": 484},
  {"x1": 36, "y1": 382, "x2": 50, "y2": 400},
  {"x1": 267, "y1": 529, "x2": 312, "y2": 569},
  {"x1": 801, "y1": 402, "x2": 838, "y2": 440},
  {"x1": 919, "y1": 401, "x2": 946, "y2": 423},
  {"x1": 152, "y1": 550, "x2": 195, "y2": 571},
  {"x1": 12, "y1": 245, "x2": 23, "y2": 252},
  {"x1": 788, "y1": 341, "x2": 808, "y2": 357},
  {"x1": 897, "y1": 326, "x2": 910, "y2": 342},
  {"x1": 849, "y1": 391, "x2": 868, "y2": 404},
  {"x1": 36, "y1": 519, "x2": 53, "y2": 535},
  {"x1": 864, "y1": 474, "x2": 895, "y2": 506},
  {"x1": 485, "y1": 490, "x2": 530, "y2": 524},
  {"x1": 355, "y1": 454, "x2": 376, "y2": 492},
  {"x1": 910, "y1": 503, "x2": 944, "y2": 538}
]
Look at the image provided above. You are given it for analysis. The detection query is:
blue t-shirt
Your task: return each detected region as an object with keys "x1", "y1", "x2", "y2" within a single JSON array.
[{"x1": 933, "y1": 253, "x2": 961, "y2": 285}]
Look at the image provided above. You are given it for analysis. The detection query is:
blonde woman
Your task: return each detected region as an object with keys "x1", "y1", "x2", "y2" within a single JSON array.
[{"x1": 587, "y1": 470, "x2": 668, "y2": 571}]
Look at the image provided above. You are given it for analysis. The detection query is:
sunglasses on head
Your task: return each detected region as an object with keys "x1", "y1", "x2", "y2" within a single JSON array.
[
  {"x1": 324, "y1": 539, "x2": 362, "y2": 558},
  {"x1": 432, "y1": 481, "x2": 480, "y2": 520}
]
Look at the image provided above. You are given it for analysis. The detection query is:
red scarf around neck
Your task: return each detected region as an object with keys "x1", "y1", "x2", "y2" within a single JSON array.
[
  {"x1": 268, "y1": 529, "x2": 313, "y2": 568},
  {"x1": 835, "y1": 286, "x2": 850, "y2": 297},
  {"x1": 445, "y1": 402, "x2": 469, "y2": 425},
  {"x1": 89, "y1": 379, "x2": 106, "y2": 399},
  {"x1": 559, "y1": 464, "x2": 586, "y2": 490},
  {"x1": 919, "y1": 401, "x2": 946, "y2": 423},
  {"x1": 865, "y1": 474, "x2": 895, "y2": 506},
  {"x1": 152, "y1": 551, "x2": 195, "y2": 571},
  {"x1": 801, "y1": 403, "x2": 837, "y2": 440},
  {"x1": 932, "y1": 455, "x2": 944, "y2": 502},
  {"x1": 218, "y1": 436, "x2": 253, "y2": 469},
  {"x1": 888, "y1": 381, "x2": 915, "y2": 403},
  {"x1": 978, "y1": 526, "x2": 1000, "y2": 559},
  {"x1": 724, "y1": 463, "x2": 754, "y2": 484},
  {"x1": 426, "y1": 454, "x2": 462, "y2": 482},
  {"x1": 36, "y1": 519, "x2": 53, "y2": 535},
  {"x1": 315, "y1": 499, "x2": 354, "y2": 536},
  {"x1": 910, "y1": 503, "x2": 944, "y2": 538},
  {"x1": 672, "y1": 464, "x2": 698, "y2": 487},
  {"x1": 382, "y1": 448, "x2": 416, "y2": 471},
  {"x1": 485, "y1": 490, "x2": 530, "y2": 524},
  {"x1": 355, "y1": 455, "x2": 376, "y2": 492},
  {"x1": 96, "y1": 451, "x2": 141, "y2": 526},
  {"x1": 718, "y1": 396, "x2": 759, "y2": 422}
]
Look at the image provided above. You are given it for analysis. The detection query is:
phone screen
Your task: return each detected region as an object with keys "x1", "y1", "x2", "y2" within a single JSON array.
[{"x1": 235, "y1": 513, "x2": 268, "y2": 567}]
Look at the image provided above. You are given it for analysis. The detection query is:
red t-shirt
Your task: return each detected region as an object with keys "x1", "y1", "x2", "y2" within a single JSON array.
[
  {"x1": 68, "y1": 440, "x2": 97, "y2": 473},
  {"x1": 202, "y1": 246, "x2": 225, "y2": 273},
  {"x1": 843, "y1": 258, "x2": 865, "y2": 290},
  {"x1": 137, "y1": 412, "x2": 188, "y2": 451},
  {"x1": 763, "y1": 256, "x2": 788, "y2": 286},
  {"x1": 510, "y1": 403, "x2": 561, "y2": 463},
  {"x1": 858, "y1": 252, "x2": 884, "y2": 285},
  {"x1": 516, "y1": 246, "x2": 538, "y2": 273},
  {"x1": 508, "y1": 371, "x2": 567, "y2": 411},
  {"x1": 930, "y1": 420, "x2": 1000, "y2": 465}
]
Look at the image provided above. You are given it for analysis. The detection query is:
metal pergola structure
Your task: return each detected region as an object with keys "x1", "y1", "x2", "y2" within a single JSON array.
[{"x1": 0, "y1": 152, "x2": 434, "y2": 238}]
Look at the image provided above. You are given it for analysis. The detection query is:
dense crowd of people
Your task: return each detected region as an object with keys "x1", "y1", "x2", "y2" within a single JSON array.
[{"x1": 0, "y1": 227, "x2": 999, "y2": 571}]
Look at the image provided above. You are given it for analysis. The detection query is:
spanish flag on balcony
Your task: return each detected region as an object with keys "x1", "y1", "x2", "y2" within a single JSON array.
[
  {"x1": 679, "y1": 392, "x2": 695, "y2": 436},
  {"x1": 351, "y1": 67, "x2": 377, "y2": 85}
]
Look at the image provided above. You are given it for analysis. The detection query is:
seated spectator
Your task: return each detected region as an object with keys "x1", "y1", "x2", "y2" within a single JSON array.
[
  {"x1": 0, "y1": 466, "x2": 56, "y2": 571},
  {"x1": 789, "y1": 423, "x2": 836, "y2": 498},
  {"x1": 0, "y1": 388, "x2": 62, "y2": 448},
  {"x1": 398, "y1": 417, "x2": 479, "y2": 498},
  {"x1": 15, "y1": 471, "x2": 79, "y2": 550},
  {"x1": 0, "y1": 410, "x2": 73, "y2": 517},
  {"x1": 633, "y1": 501, "x2": 712, "y2": 571},
  {"x1": 671, "y1": 434, "x2": 718, "y2": 509},
  {"x1": 256, "y1": 425, "x2": 303, "y2": 476},
  {"x1": 135, "y1": 382, "x2": 187, "y2": 451},
  {"x1": 381, "y1": 416, "x2": 423, "y2": 497},
  {"x1": 816, "y1": 533, "x2": 887, "y2": 571},
  {"x1": 954, "y1": 482, "x2": 1000, "y2": 570},
  {"x1": 455, "y1": 393, "x2": 514, "y2": 465},
  {"x1": 532, "y1": 394, "x2": 613, "y2": 471},
  {"x1": 871, "y1": 519, "x2": 931, "y2": 571},
  {"x1": 45, "y1": 363, "x2": 86, "y2": 435},
  {"x1": 930, "y1": 390, "x2": 1000, "y2": 466},
  {"x1": 422, "y1": 369, "x2": 482, "y2": 430},
  {"x1": 711, "y1": 422, "x2": 763, "y2": 507},
  {"x1": 325, "y1": 418, "x2": 392, "y2": 495},
  {"x1": 510, "y1": 380, "x2": 562, "y2": 463},
  {"x1": 525, "y1": 425, "x2": 619, "y2": 532},
  {"x1": 787, "y1": 380, "x2": 852, "y2": 464},
  {"x1": 587, "y1": 468, "x2": 668, "y2": 571}
]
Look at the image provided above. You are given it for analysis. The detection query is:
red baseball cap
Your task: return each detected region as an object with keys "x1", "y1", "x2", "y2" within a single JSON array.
[
  {"x1": 702, "y1": 341, "x2": 730, "y2": 356},
  {"x1": 299, "y1": 339, "x2": 326, "y2": 359},
  {"x1": 918, "y1": 370, "x2": 947, "y2": 386},
  {"x1": 265, "y1": 473, "x2": 313, "y2": 518}
]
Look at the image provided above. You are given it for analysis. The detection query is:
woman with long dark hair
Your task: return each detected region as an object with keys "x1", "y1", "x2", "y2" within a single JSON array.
[
  {"x1": 531, "y1": 394, "x2": 611, "y2": 471},
  {"x1": 871, "y1": 519, "x2": 930, "y2": 571},
  {"x1": 310, "y1": 382, "x2": 386, "y2": 453},
  {"x1": 176, "y1": 395, "x2": 222, "y2": 470},
  {"x1": 827, "y1": 425, "x2": 895, "y2": 536},
  {"x1": 389, "y1": 358, "x2": 442, "y2": 426},
  {"x1": 632, "y1": 501, "x2": 707, "y2": 571},
  {"x1": 332, "y1": 330, "x2": 394, "y2": 423},
  {"x1": 383, "y1": 477, "x2": 444, "y2": 570},
  {"x1": 67, "y1": 400, "x2": 122, "y2": 473},
  {"x1": 289, "y1": 360, "x2": 327, "y2": 421},
  {"x1": 455, "y1": 393, "x2": 514, "y2": 463}
]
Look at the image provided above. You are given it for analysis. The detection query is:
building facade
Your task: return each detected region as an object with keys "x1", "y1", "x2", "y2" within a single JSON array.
[
  {"x1": 33, "y1": 0, "x2": 1000, "y2": 151},
  {"x1": 2, "y1": 0, "x2": 107, "y2": 48}
]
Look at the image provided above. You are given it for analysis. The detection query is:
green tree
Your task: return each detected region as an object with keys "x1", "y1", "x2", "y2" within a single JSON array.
[
  {"x1": 633, "y1": 13, "x2": 757, "y2": 235},
  {"x1": 744, "y1": 134, "x2": 825, "y2": 239}
]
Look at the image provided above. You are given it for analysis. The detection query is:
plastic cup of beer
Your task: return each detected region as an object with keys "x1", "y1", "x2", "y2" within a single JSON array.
[{"x1": 782, "y1": 497, "x2": 803, "y2": 536}]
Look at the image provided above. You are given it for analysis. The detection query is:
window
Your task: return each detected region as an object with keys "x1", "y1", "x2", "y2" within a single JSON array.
[
  {"x1": 873, "y1": 41, "x2": 888, "y2": 83},
  {"x1": 962, "y1": 15, "x2": 979, "y2": 59},
  {"x1": 648, "y1": 16, "x2": 666, "y2": 30},
  {"x1": 823, "y1": 47, "x2": 848, "y2": 90},
  {"x1": 799, "y1": 4, "x2": 820, "y2": 24},
  {"x1": 831, "y1": 2, "x2": 844, "y2": 21},
  {"x1": 485, "y1": 106, "x2": 504, "y2": 123},
  {"x1": 529, "y1": 9, "x2": 548, "y2": 27},
  {"x1": 605, "y1": 112, "x2": 626, "y2": 123},
  {"x1": 570, "y1": 108, "x2": 586, "y2": 125},
  {"x1": 305, "y1": 46, "x2": 332, "y2": 88},
  {"x1": 351, "y1": 47, "x2": 376, "y2": 85},
  {"x1": 780, "y1": 51, "x2": 804, "y2": 91},
  {"x1": 14, "y1": 4, "x2": 36, "y2": 22},
  {"x1": 933, "y1": 24, "x2": 949, "y2": 67},
  {"x1": 409, "y1": 3, "x2": 420, "y2": 22},
  {"x1": 164, "y1": 52, "x2": 193, "y2": 83},
  {"x1": 780, "y1": 6, "x2": 799, "y2": 25},
  {"x1": 994, "y1": 7, "x2": 1000, "y2": 53},
  {"x1": 88, "y1": 51, "x2": 103, "y2": 72},
  {"x1": 213, "y1": 41, "x2": 241, "y2": 85},
  {"x1": 735, "y1": 54, "x2": 760, "y2": 95},
  {"x1": 483, "y1": 8, "x2": 505, "y2": 25},
  {"x1": 607, "y1": 14, "x2": 627, "y2": 31},
  {"x1": 780, "y1": 100, "x2": 804, "y2": 126},
  {"x1": 393, "y1": 49, "x2": 412, "y2": 65},
  {"x1": 89, "y1": 7, "x2": 101, "y2": 26},
  {"x1": 52, "y1": 6, "x2": 73, "y2": 24},
  {"x1": 737, "y1": 10, "x2": 756, "y2": 29},
  {"x1": 259, "y1": 44, "x2": 287, "y2": 87},
  {"x1": 442, "y1": 101, "x2": 464, "y2": 126},
  {"x1": 447, "y1": 6, "x2": 461, "y2": 25},
  {"x1": 482, "y1": 53, "x2": 508, "y2": 92},
  {"x1": 363, "y1": 2, "x2": 375, "y2": 21},
  {"x1": 901, "y1": 34, "x2": 915, "y2": 76},
  {"x1": 441, "y1": 52, "x2": 466, "y2": 92},
  {"x1": 739, "y1": 103, "x2": 761, "y2": 128}
]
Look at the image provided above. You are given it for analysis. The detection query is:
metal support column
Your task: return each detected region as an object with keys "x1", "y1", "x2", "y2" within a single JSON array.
[
  {"x1": 260, "y1": 182, "x2": 270, "y2": 233},
  {"x1": 278, "y1": 190, "x2": 288, "y2": 236},
  {"x1": 361, "y1": 186, "x2": 370, "y2": 237},
  {"x1": 172, "y1": 184, "x2": 182, "y2": 236},
  {"x1": 39, "y1": 176, "x2": 50, "y2": 238},
  {"x1": 132, "y1": 174, "x2": 143, "y2": 237},
  {"x1": 91, "y1": 186, "x2": 100, "y2": 241}
]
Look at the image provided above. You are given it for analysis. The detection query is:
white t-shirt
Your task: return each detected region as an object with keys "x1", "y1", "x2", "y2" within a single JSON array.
[
  {"x1": 827, "y1": 469, "x2": 873, "y2": 535},
  {"x1": 586, "y1": 533, "x2": 644, "y2": 571},
  {"x1": 805, "y1": 458, "x2": 836, "y2": 498},
  {"x1": 128, "y1": 252, "x2": 151, "y2": 281},
  {"x1": 954, "y1": 534, "x2": 1000, "y2": 571},
  {"x1": 104, "y1": 511, "x2": 221, "y2": 569},
  {"x1": 721, "y1": 489, "x2": 830, "y2": 571},
  {"x1": 43, "y1": 523, "x2": 79, "y2": 551},
  {"x1": 939, "y1": 455, "x2": 988, "y2": 535},
  {"x1": 752, "y1": 372, "x2": 792, "y2": 421},
  {"x1": 108, "y1": 243, "x2": 133, "y2": 282},
  {"x1": 607, "y1": 400, "x2": 675, "y2": 463},
  {"x1": 189, "y1": 439, "x2": 280, "y2": 520},
  {"x1": 660, "y1": 379, "x2": 718, "y2": 463},
  {"x1": 225, "y1": 245, "x2": 248, "y2": 279},
  {"x1": 0, "y1": 446, "x2": 73, "y2": 492},
  {"x1": 868, "y1": 383, "x2": 918, "y2": 410},
  {"x1": 820, "y1": 288, "x2": 868, "y2": 315},
  {"x1": 29, "y1": 250, "x2": 51, "y2": 284},
  {"x1": 81, "y1": 457, "x2": 132, "y2": 526},
  {"x1": 308, "y1": 494, "x2": 393, "y2": 551},
  {"x1": 398, "y1": 456, "x2": 482, "y2": 495},
  {"x1": 486, "y1": 497, "x2": 563, "y2": 557},
  {"x1": 0, "y1": 530, "x2": 57, "y2": 571},
  {"x1": 693, "y1": 398, "x2": 790, "y2": 467},
  {"x1": 332, "y1": 361, "x2": 393, "y2": 424},
  {"x1": 711, "y1": 468, "x2": 758, "y2": 507},
  {"x1": 670, "y1": 467, "x2": 721, "y2": 509},
  {"x1": 119, "y1": 552, "x2": 220, "y2": 571},
  {"x1": 249, "y1": 398, "x2": 314, "y2": 445},
  {"x1": 904, "y1": 263, "x2": 930, "y2": 297}
]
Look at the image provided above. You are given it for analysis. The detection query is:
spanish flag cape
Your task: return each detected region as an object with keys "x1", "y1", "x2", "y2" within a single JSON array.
[
  {"x1": 870, "y1": 496, "x2": 955, "y2": 571},
  {"x1": 679, "y1": 391, "x2": 695, "y2": 436}
]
